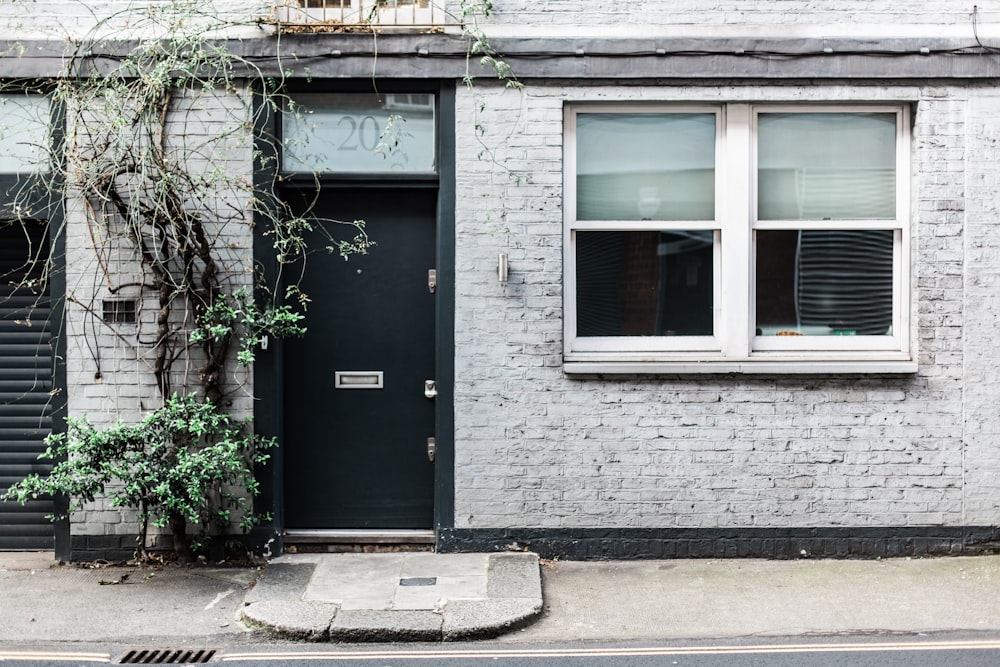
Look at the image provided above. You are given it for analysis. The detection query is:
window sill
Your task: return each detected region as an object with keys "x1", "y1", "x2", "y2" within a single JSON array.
[{"x1": 563, "y1": 358, "x2": 918, "y2": 375}]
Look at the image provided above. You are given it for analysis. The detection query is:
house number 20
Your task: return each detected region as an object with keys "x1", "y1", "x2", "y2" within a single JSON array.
[{"x1": 337, "y1": 114, "x2": 380, "y2": 151}]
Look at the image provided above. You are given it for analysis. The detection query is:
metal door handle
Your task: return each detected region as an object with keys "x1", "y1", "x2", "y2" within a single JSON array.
[{"x1": 424, "y1": 379, "x2": 437, "y2": 399}]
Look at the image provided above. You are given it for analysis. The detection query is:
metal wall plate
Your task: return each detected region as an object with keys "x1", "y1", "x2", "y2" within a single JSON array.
[{"x1": 334, "y1": 371, "x2": 384, "y2": 389}]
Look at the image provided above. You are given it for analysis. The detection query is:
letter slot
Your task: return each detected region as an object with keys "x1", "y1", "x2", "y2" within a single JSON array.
[{"x1": 335, "y1": 371, "x2": 384, "y2": 389}]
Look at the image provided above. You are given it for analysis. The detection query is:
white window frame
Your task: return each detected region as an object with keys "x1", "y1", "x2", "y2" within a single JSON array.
[{"x1": 563, "y1": 102, "x2": 914, "y2": 374}]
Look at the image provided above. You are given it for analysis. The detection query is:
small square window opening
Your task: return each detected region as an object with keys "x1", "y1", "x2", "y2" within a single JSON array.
[{"x1": 102, "y1": 299, "x2": 137, "y2": 324}]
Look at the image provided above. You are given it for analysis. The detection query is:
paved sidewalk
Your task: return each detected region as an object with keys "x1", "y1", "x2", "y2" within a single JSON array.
[
  {"x1": 241, "y1": 552, "x2": 542, "y2": 641},
  {"x1": 507, "y1": 555, "x2": 1000, "y2": 642},
  {"x1": 3, "y1": 551, "x2": 1000, "y2": 645},
  {"x1": 0, "y1": 552, "x2": 258, "y2": 643}
]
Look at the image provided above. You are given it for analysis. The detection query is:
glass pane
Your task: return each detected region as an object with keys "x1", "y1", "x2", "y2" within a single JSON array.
[
  {"x1": 576, "y1": 113, "x2": 715, "y2": 221},
  {"x1": 756, "y1": 229, "x2": 893, "y2": 336},
  {"x1": 576, "y1": 230, "x2": 714, "y2": 337},
  {"x1": 283, "y1": 93, "x2": 435, "y2": 173},
  {"x1": 758, "y1": 113, "x2": 896, "y2": 220},
  {"x1": 0, "y1": 95, "x2": 49, "y2": 173}
]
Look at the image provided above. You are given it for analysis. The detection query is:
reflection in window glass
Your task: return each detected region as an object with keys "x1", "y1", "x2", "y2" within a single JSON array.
[
  {"x1": 576, "y1": 113, "x2": 715, "y2": 221},
  {"x1": 283, "y1": 93, "x2": 436, "y2": 173},
  {"x1": 756, "y1": 229, "x2": 893, "y2": 336},
  {"x1": 758, "y1": 113, "x2": 896, "y2": 221},
  {"x1": 0, "y1": 96, "x2": 49, "y2": 173},
  {"x1": 577, "y1": 230, "x2": 714, "y2": 336}
]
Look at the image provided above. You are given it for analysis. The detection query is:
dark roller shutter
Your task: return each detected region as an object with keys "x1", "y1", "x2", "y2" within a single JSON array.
[{"x1": 0, "y1": 220, "x2": 54, "y2": 549}]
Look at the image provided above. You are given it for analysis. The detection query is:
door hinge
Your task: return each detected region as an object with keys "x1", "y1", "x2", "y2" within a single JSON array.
[
  {"x1": 427, "y1": 437, "x2": 436, "y2": 462},
  {"x1": 427, "y1": 268, "x2": 437, "y2": 294}
]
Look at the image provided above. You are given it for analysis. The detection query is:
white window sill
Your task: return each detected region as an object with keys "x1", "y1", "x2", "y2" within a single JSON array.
[{"x1": 563, "y1": 358, "x2": 918, "y2": 375}]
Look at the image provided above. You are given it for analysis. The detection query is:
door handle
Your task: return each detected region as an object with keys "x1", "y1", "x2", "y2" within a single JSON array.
[{"x1": 424, "y1": 379, "x2": 437, "y2": 399}]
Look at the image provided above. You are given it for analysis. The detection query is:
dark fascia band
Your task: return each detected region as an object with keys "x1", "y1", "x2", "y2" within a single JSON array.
[{"x1": 4, "y1": 36, "x2": 1000, "y2": 80}]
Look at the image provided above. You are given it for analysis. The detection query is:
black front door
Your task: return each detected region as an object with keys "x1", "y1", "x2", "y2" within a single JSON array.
[{"x1": 283, "y1": 188, "x2": 437, "y2": 529}]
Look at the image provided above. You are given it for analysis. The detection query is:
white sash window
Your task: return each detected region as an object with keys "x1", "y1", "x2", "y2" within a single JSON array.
[{"x1": 564, "y1": 103, "x2": 912, "y2": 374}]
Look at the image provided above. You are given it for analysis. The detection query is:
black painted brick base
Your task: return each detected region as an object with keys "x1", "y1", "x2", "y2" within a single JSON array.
[
  {"x1": 437, "y1": 527, "x2": 1000, "y2": 560},
  {"x1": 70, "y1": 535, "x2": 171, "y2": 562},
  {"x1": 71, "y1": 529, "x2": 279, "y2": 562},
  {"x1": 72, "y1": 527, "x2": 1000, "y2": 561}
]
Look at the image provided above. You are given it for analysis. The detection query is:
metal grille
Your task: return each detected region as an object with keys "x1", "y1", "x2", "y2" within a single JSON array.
[
  {"x1": 278, "y1": 0, "x2": 449, "y2": 28},
  {"x1": 0, "y1": 220, "x2": 54, "y2": 550},
  {"x1": 118, "y1": 649, "x2": 217, "y2": 665},
  {"x1": 102, "y1": 299, "x2": 137, "y2": 324}
]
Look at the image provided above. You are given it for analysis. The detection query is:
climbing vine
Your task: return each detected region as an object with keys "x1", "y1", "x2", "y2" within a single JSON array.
[
  {"x1": 0, "y1": 1, "x2": 373, "y2": 560},
  {"x1": 0, "y1": 0, "x2": 516, "y2": 561}
]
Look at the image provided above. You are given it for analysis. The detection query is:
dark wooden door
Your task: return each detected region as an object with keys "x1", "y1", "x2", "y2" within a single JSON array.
[{"x1": 282, "y1": 188, "x2": 436, "y2": 528}]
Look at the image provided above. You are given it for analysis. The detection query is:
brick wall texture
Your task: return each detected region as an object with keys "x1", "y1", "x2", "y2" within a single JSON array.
[
  {"x1": 61, "y1": 88, "x2": 256, "y2": 541},
  {"x1": 8, "y1": 0, "x2": 1000, "y2": 542},
  {"x1": 0, "y1": 0, "x2": 272, "y2": 38},
  {"x1": 483, "y1": 2, "x2": 998, "y2": 28},
  {"x1": 451, "y1": 81, "x2": 1000, "y2": 532},
  {"x1": 6, "y1": 0, "x2": 997, "y2": 39}
]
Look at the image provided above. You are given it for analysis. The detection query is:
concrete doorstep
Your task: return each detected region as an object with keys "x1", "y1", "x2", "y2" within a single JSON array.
[{"x1": 240, "y1": 552, "x2": 543, "y2": 642}]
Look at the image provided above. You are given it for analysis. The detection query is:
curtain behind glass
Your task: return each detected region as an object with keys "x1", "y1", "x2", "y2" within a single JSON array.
[
  {"x1": 758, "y1": 112, "x2": 896, "y2": 221},
  {"x1": 576, "y1": 113, "x2": 715, "y2": 221}
]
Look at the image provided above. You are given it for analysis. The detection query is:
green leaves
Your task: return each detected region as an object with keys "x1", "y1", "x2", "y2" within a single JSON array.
[
  {"x1": 190, "y1": 287, "x2": 306, "y2": 366},
  {"x1": 2, "y1": 393, "x2": 275, "y2": 538}
]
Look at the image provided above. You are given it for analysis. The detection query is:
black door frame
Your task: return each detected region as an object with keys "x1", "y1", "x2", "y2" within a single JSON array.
[{"x1": 251, "y1": 80, "x2": 455, "y2": 554}]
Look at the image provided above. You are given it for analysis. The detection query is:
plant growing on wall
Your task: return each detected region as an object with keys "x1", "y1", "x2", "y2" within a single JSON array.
[
  {"x1": 1, "y1": 0, "x2": 518, "y2": 562},
  {"x1": 0, "y1": 0, "x2": 373, "y2": 561},
  {"x1": 9, "y1": 394, "x2": 275, "y2": 562}
]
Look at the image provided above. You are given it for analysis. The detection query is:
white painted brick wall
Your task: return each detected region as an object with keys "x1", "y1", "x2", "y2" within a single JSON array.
[
  {"x1": 0, "y1": 0, "x2": 274, "y2": 39},
  {"x1": 961, "y1": 90, "x2": 1000, "y2": 525},
  {"x1": 453, "y1": 82, "x2": 981, "y2": 531},
  {"x1": 62, "y1": 87, "x2": 256, "y2": 539},
  {"x1": 472, "y1": 1, "x2": 1000, "y2": 39},
  {"x1": 485, "y1": 0, "x2": 992, "y2": 25},
  {"x1": 4, "y1": 1, "x2": 997, "y2": 40},
  {"x1": 15, "y1": 0, "x2": 1000, "y2": 541}
]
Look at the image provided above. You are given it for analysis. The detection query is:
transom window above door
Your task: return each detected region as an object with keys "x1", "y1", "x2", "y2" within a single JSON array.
[
  {"x1": 282, "y1": 92, "x2": 437, "y2": 174},
  {"x1": 563, "y1": 103, "x2": 913, "y2": 374}
]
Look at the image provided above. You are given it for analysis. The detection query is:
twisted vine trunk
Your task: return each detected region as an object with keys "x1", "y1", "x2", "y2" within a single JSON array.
[{"x1": 93, "y1": 91, "x2": 231, "y2": 564}]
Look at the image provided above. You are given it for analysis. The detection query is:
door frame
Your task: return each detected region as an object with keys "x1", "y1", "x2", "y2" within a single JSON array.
[{"x1": 250, "y1": 80, "x2": 455, "y2": 553}]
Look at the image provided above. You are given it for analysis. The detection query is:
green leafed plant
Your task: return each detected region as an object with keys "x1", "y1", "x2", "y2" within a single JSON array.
[
  {"x1": 0, "y1": 0, "x2": 512, "y2": 563},
  {"x1": 3, "y1": 393, "x2": 274, "y2": 563},
  {"x1": 189, "y1": 287, "x2": 306, "y2": 367},
  {"x1": 0, "y1": 0, "x2": 369, "y2": 562}
]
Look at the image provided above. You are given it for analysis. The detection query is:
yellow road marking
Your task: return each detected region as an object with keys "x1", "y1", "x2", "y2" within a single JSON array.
[
  {"x1": 0, "y1": 651, "x2": 109, "y2": 662},
  {"x1": 221, "y1": 639, "x2": 1000, "y2": 661}
]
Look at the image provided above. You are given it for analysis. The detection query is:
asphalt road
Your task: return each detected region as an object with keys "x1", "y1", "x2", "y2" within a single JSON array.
[{"x1": 6, "y1": 638, "x2": 1000, "y2": 666}]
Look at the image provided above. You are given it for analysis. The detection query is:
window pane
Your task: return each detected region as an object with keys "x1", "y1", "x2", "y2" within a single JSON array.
[
  {"x1": 283, "y1": 93, "x2": 436, "y2": 173},
  {"x1": 577, "y1": 230, "x2": 714, "y2": 336},
  {"x1": 576, "y1": 113, "x2": 715, "y2": 221},
  {"x1": 756, "y1": 230, "x2": 893, "y2": 336},
  {"x1": 0, "y1": 95, "x2": 49, "y2": 173},
  {"x1": 758, "y1": 113, "x2": 896, "y2": 220}
]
